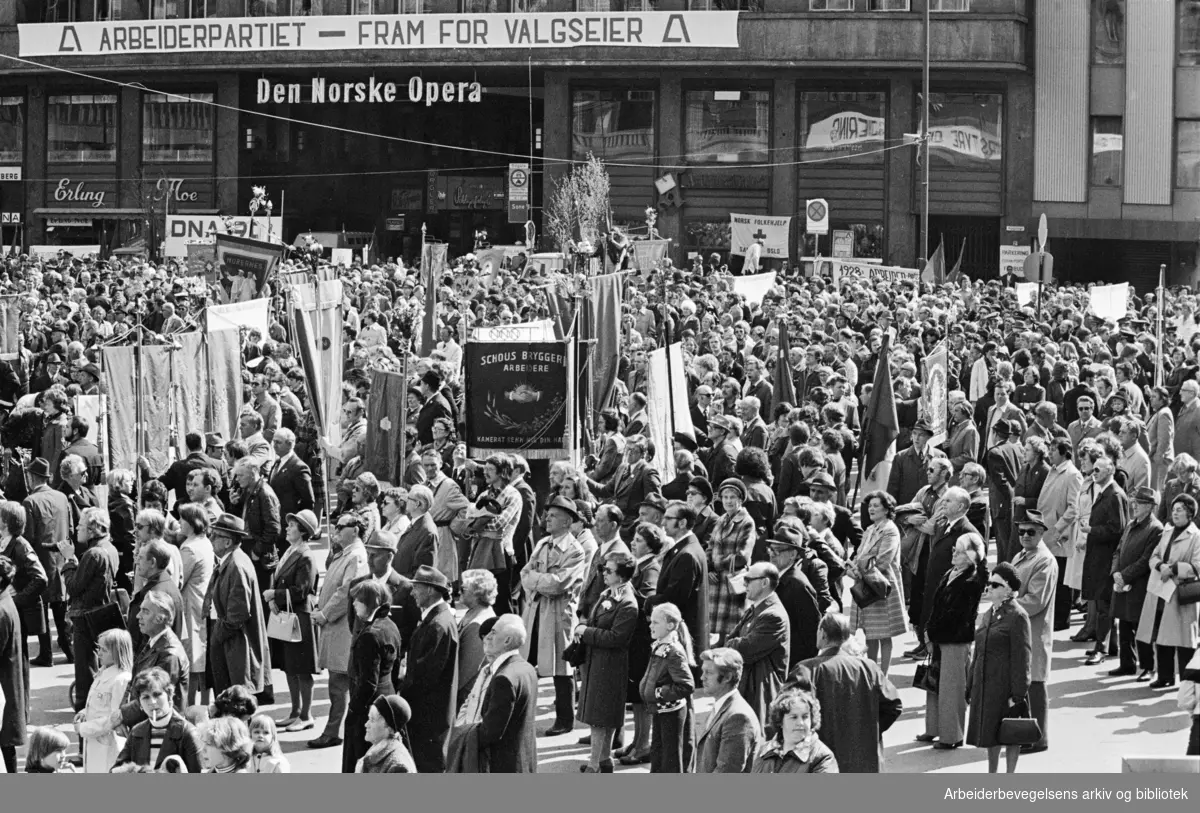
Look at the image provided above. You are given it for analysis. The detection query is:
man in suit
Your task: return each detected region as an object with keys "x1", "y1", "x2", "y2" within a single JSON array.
[
  {"x1": 765, "y1": 530, "x2": 821, "y2": 668},
  {"x1": 205, "y1": 514, "x2": 269, "y2": 696},
  {"x1": 587, "y1": 435, "x2": 662, "y2": 542},
  {"x1": 887, "y1": 420, "x2": 946, "y2": 507},
  {"x1": 695, "y1": 647, "x2": 761, "y2": 773},
  {"x1": 648, "y1": 501, "x2": 709, "y2": 669},
  {"x1": 509, "y1": 456, "x2": 538, "y2": 576},
  {"x1": 395, "y1": 484, "x2": 438, "y2": 578},
  {"x1": 578, "y1": 505, "x2": 630, "y2": 619},
  {"x1": 1011, "y1": 510, "x2": 1060, "y2": 754},
  {"x1": 231, "y1": 457, "x2": 281, "y2": 601},
  {"x1": 737, "y1": 397, "x2": 768, "y2": 450},
  {"x1": 127, "y1": 538, "x2": 185, "y2": 654},
  {"x1": 401, "y1": 565, "x2": 459, "y2": 774},
  {"x1": 416, "y1": 369, "x2": 454, "y2": 446},
  {"x1": 114, "y1": 590, "x2": 190, "y2": 729},
  {"x1": 911, "y1": 487, "x2": 980, "y2": 660},
  {"x1": 451, "y1": 613, "x2": 539, "y2": 772},
  {"x1": 137, "y1": 431, "x2": 223, "y2": 507},
  {"x1": 985, "y1": 419, "x2": 1023, "y2": 563},
  {"x1": 1068, "y1": 396, "x2": 1105, "y2": 466},
  {"x1": 806, "y1": 472, "x2": 863, "y2": 557},
  {"x1": 1177, "y1": 381, "x2": 1200, "y2": 464},
  {"x1": 23, "y1": 456, "x2": 73, "y2": 667},
  {"x1": 236, "y1": 410, "x2": 273, "y2": 473},
  {"x1": 1109, "y1": 487, "x2": 1162, "y2": 682},
  {"x1": 981, "y1": 382, "x2": 1027, "y2": 457},
  {"x1": 267, "y1": 428, "x2": 314, "y2": 556},
  {"x1": 725, "y1": 561, "x2": 789, "y2": 724}
]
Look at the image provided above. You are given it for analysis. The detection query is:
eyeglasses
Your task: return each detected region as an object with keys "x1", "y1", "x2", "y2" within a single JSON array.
[
  {"x1": 602, "y1": 568, "x2": 619, "y2": 575},
  {"x1": 1018, "y1": 528, "x2": 1039, "y2": 537},
  {"x1": 744, "y1": 575, "x2": 767, "y2": 584}
]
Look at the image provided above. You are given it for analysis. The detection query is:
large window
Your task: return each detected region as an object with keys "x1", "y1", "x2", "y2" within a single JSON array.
[
  {"x1": 43, "y1": 0, "x2": 128, "y2": 21},
  {"x1": 799, "y1": 91, "x2": 886, "y2": 163},
  {"x1": 247, "y1": 0, "x2": 318, "y2": 14},
  {"x1": 347, "y1": 1, "x2": 429, "y2": 12},
  {"x1": 1176, "y1": 120, "x2": 1200, "y2": 188},
  {"x1": 687, "y1": 1, "x2": 764, "y2": 9},
  {"x1": 684, "y1": 89, "x2": 770, "y2": 164},
  {"x1": 1091, "y1": 116, "x2": 1123, "y2": 187},
  {"x1": 464, "y1": 0, "x2": 548, "y2": 10},
  {"x1": 152, "y1": 0, "x2": 217, "y2": 17},
  {"x1": 809, "y1": 0, "x2": 853, "y2": 9},
  {"x1": 1092, "y1": 0, "x2": 1125, "y2": 64},
  {"x1": 927, "y1": 92, "x2": 1002, "y2": 167},
  {"x1": 0, "y1": 98, "x2": 24, "y2": 165},
  {"x1": 1182, "y1": 0, "x2": 1200, "y2": 66},
  {"x1": 48, "y1": 95, "x2": 117, "y2": 163},
  {"x1": 930, "y1": 0, "x2": 969, "y2": 10},
  {"x1": 572, "y1": 89, "x2": 656, "y2": 162},
  {"x1": 143, "y1": 93, "x2": 215, "y2": 163},
  {"x1": 869, "y1": 0, "x2": 910, "y2": 10},
  {"x1": 577, "y1": 0, "x2": 656, "y2": 9}
]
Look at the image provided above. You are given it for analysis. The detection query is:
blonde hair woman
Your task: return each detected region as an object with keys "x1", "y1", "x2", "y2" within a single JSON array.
[{"x1": 74, "y1": 628, "x2": 133, "y2": 772}]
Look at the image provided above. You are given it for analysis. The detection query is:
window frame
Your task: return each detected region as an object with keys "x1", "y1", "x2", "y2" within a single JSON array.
[
  {"x1": 1089, "y1": 115, "x2": 1124, "y2": 188},
  {"x1": 47, "y1": 93, "x2": 119, "y2": 164},
  {"x1": 798, "y1": 89, "x2": 889, "y2": 165},
  {"x1": 0, "y1": 96, "x2": 26, "y2": 165},
  {"x1": 686, "y1": 1, "x2": 765, "y2": 9},
  {"x1": 682, "y1": 85, "x2": 773, "y2": 166},
  {"x1": 575, "y1": 1, "x2": 657, "y2": 10},
  {"x1": 930, "y1": 0, "x2": 971, "y2": 11},
  {"x1": 142, "y1": 91, "x2": 217, "y2": 164},
  {"x1": 808, "y1": 0, "x2": 854, "y2": 10},
  {"x1": 1181, "y1": 0, "x2": 1200, "y2": 67},
  {"x1": 869, "y1": 0, "x2": 911, "y2": 11},
  {"x1": 1175, "y1": 119, "x2": 1200, "y2": 189},
  {"x1": 570, "y1": 85, "x2": 658, "y2": 164}
]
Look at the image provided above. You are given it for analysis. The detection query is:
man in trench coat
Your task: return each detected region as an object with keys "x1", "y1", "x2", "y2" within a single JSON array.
[
  {"x1": 205, "y1": 514, "x2": 268, "y2": 695},
  {"x1": 1010, "y1": 510, "x2": 1059, "y2": 754}
]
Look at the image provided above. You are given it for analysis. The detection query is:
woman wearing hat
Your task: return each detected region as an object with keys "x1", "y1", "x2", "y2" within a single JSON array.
[
  {"x1": 1136, "y1": 493, "x2": 1200, "y2": 689},
  {"x1": 708, "y1": 479, "x2": 755, "y2": 646},
  {"x1": 263, "y1": 510, "x2": 320, "y2": 732},
  {"x1": 359, "y1": 695, "x2": 416, "y2": 772},
  {"x1": 343, "y1": 579, "x2": 403, "y2": 773}
]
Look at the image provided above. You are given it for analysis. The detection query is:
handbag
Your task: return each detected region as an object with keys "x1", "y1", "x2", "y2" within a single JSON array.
[
  {"x1": 1176, "y1": 577, "x2": 1200, "y2": 607},
  {"x1": 997, "y1": 696, "x2": 1042, "y2": 746},
  {"x1": 83, "y1": 588, "x2": 130, "y2": 639},
  {"x1": 850, "y1": 556, "x2": 892, "y2": 609},
  {"x1": 1182, "y1": 648, "x2": 1200, "y2": 683},
  {"x1": 913, "y1": 652, "x2": 940, "y2": 694},
  {"x1": 562, "y1": 640, "x2": 587, "y2": 668},
  {"x1": 267, "y1": 589, "x2": 303, "y2": 643}
]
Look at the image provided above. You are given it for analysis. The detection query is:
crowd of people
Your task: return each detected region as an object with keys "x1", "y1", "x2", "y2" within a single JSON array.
[{"x1": 0, "y1": 241, "x2": 1199, "y2": 776}]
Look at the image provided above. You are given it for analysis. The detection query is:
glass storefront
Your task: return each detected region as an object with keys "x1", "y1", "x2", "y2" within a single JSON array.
[
  {"x1": 571, "y1": 89, "x2": 656, "y2": 162},
  {"x1": 48, "y1": 94, "x2": 117, "y2": 163},
  {"x1": 143, "y1": 92, "x2": 216, "y2": 163},
  {"x1": 684, "y1": 89, "x2": 770, "y2": 164}
]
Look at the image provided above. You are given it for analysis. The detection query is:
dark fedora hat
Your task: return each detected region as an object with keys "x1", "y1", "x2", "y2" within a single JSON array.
[
  {"x1": 544, "y1": 495, "x2": 581, "y2": 523},
  {"x1": 805, "y1": 471, "x2": 837, "y2": 491},
  {"x1": 1132, "y1": 486, "x2": 1160, "y2": 505},
  {"x1": 912, "y1": 418, "x2": 933, "y2": 434},
  {"x1": 687, "y1": 476, "x2": 714, "y2": 503},
  {"x1": 1017, "y1": 509, "x2": 1048, "y2": 530},
  {"x1": 767, "y1": 526, "x2": 805, "y2": 551},
  {"x1": 211, "y1": 513, "x2": 248, "y2": 538},
  {"x1": 24, "y1": 457, "x2": 53, "y2": 479},
  {"x1": 638, "y1": 493, "x2": 668, "y2": 514},
  {"x1": 992, "y1": 419, "x2": 1015, "y2": 437},
  {"x1": 411, "y1": 565, "x2": 452, "y2": 598}
]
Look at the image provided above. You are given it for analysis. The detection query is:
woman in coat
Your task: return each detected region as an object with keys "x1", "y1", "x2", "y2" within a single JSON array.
[
  {"x1": 106, "y1": 468, "x2": 137, "y2": 593},
  {"x1": 919, "y1": 531, "x2": 987, "y2": 749},
  {"x1": 0, "y1": 501, "x2": 47, "y2": 670},
  {"x1": 312, "y1": 517, "x2": 369, "y2": 746},
  {"x1": 1065, "y1": 442, "x2": 1100, "y2": 630},
  {"x1": 1136, "y1": 494, "x2": 1200, "y2": 688},
  {"x1": 620, "y1": 522, "x2": 663, "y2": 766},
  {"x1": 966, "y1": 562, "x2": 1032, "y2": 774},
  {"x1": 177, "y1": 504, "x2": 214, "y2": 708},
  {"x1": 707, "y1": 479, "x2": 756, "y2": 645},
  {"x1": 848, "y1": 491, "x2": 909, "y2": 676},
  {"x1": 74, "y1": 628, "x2": 132, "y2": 772},
  {"x1": 1013, "y1": 437, "x2": 1049, "y2": 525},
  {"x1": 751, "y1": 688, "x2": 838, "y2": 773},
  {"x1": 265, "y1": 510, "x2": 320, "y2": 731},
  {"x1": 456, "y1": 569, "x2": 497, "y2": 710},
  {"x1": 342, "y1": 579, "x2": 403, "y2": 774},
  {"x1": 574, "y1": 550, "x2": 639, "y2": 773},
  {"x1": 0, "y1": 555, "x2": 27, "y2": 774}
]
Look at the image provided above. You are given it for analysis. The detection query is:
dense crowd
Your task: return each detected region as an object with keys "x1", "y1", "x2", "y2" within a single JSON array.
[{"x1": 0, "y1": 244, "x2": 1198, "y2": 776}]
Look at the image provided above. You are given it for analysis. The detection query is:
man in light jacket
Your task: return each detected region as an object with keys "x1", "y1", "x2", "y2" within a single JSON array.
[
  {"x1": 1039, "y1": 437, "x2": 1083, "y2": 631},
  {"x1": 1010, "y1": 510, "x2": 1059, "y2": 754}
]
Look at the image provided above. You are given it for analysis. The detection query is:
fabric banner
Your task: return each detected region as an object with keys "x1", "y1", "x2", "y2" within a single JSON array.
[
  {"x1": 0, "y1": 296, "x2": 19, "y2": 356},
  {"x1": 206, "y1": 326, "x2": 243, "y2": 446},
  {"x1": 476, "y1": 247, "x2": 508, "y2": 286},
  {"x1": 1090, "y1": 282, "x2": 1129, "y2": 322},
  {"x1": 1015, "y1": 281, "x2": 1039, "y2": 307},
  {"x1": 773, "y1": 322, "x2": 797, "y2": 416},
  {"x1": 175, "y1": 332, "x2": 210, "y2": 459},
  {"x1": 364, "y1": 369, "x2": 408, "y2": 487},
  {"x1": 921, "y1": 341, "x2": 948, "y2": 449},
  {"x1": 165, "y1": 215, "x2": 284, "y2": 258},
  {"x1": 729, "y1": 214, "x2": 791, "y2": 258},
  {"x1": 290, "y1": 279, "x2": 344, "y2": 445},
  {"x1": 589, "y1": 272, "x2": 624, "y2": 429},
  {"x1": 141, "y1": 347, "x2": 175, "y2": 476},
  {"x1": 101, "y1": 346, "x2": 136, "y2": 472},
  {"x1": 215, "y1": 232, "x2": 285, "y2": 299},
  {"x1": 631, "y1": 240, "x2": 670, "y2": 272},
  {"x1": 208, "y1": 298, "x2": 270, "y2": 336},
  {"x1": 730, "y1": 271, "x2": 778, "y2": 306},
  {"x1": 421, "y1": 243, "x2": 449, "y2": 354},
  {"x1": 72, "y1": 394, "x2": 107, "y2": 470},
  {"x1": 832, "y1": 261, "x2": 920, "y2": 287},
  {"x1": 920, "y1": 239, "x2": 945, "y2": 285},
  {"x1": 464, "y1": 342, "x2": 569, "y2": 459},
  {"x1": 645, "y1": 343, "x2": 695, "y2": 482}
]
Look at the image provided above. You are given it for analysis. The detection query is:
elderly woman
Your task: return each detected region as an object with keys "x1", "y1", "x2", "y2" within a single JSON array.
[
  {"x1": 966, "y1": 562, "x2": 1032, "y2": 774},
  {"x1": 1013, "y1": 436, "x2": 1049, "y2": 525},
  {"x1": 177, "y1": 504, "x2": 215, "y2": 709},
  {"x1": 351, "y1": 473, "x2": 382, "y2": 543},
  {"x1": 574, "y1": 551, "x2": 640, "y2": 773},
  {"x1": 848, "y1": 491, "x2": 909, "y2": 675},
  {"x1": 708, "y1": 479, "x2": 756, "y2": 646},
  {"x1": 199, "y1": 716, "x2": 253, "y2": 774},
  {"x1": 1136, "y1": 494, "x2": 1200, "y2": 689},
  {"x1": 380, "y1": 486, "x2": 411, "y2": 539},
  {"x1": 918, "y1": 531, "x2": 988, "y2": 749},
  {"x1": 359, "y1": 695, "x2": 416, "y2": 773},
  {"x1": 946, "y1": 402, "x2": 980, "y2": 484},
  {"x1": 1159, "y1": 454, "x2": 1200, "y2": 525},
  {"x1": 343, "y1": 579, "x2": 402, "y2": 772},
  {"x1": 457, "y1": 569, "x2": 498, "y2": 708},
  {"x1": 263, "y1": 510, "x2": 320, "y2": 732},
  {"x1": 106, "y1": 468, "x2": 137, "y2": 593},
  {"x1": 429, "y1": 416, "x2": 457, "y2": 473},
  {"x1": 751, "y1": 688, "x2": 838, "y2": 773}
]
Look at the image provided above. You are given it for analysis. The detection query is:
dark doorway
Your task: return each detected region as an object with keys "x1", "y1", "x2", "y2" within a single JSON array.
[{"x1": 927, "y1": 215, "x2": 1001, "y2": 280}]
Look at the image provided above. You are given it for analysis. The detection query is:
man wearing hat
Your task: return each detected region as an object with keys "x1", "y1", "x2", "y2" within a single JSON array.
[
  {"x1": 806, "y1": 472, "x2": 863, "y2": 558},
  {"x1": 23, "y1": 456, "x2": 73, "y2": 667},
  {"x1": 349, "y1": 530, "x2": 419, "y2": 651},
  {"x1": 519, "y1": 496, "x2": 587, "y2": 737},
  {"x1": 887, "y1": 419, "x2": 946, "y2": 508},
  {"x1": 206, "y1": 513, "x2": 269, "y2": 699},
  {"x1": 985, "y1": 419, "x2": 1023, "y2": 563},
  {"x1": 401, "y1": 565, "x2": 459, "y2": 773},
  {"x1": 767, "y1": 528, "x2": 822, "y2": 667},
  {"x1": 415, "y1": 369, "x2": 454, "y2": 447},
  {"x1": 700, "y1": 414, "x2": 739, "y2": 487},
  {"x1": 1108, "y1": 487, "x2": 1162, "y2": 682},
  {"x1": 1011, "y1": 510, "x2": 1060, "y2": 754}
]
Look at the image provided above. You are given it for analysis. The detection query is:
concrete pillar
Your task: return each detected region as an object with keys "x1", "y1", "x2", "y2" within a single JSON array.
[
  {"x1": 118, "y1": 86, "x2": 141, "y2": 210},
  {"x1": 1004, "y1": 72, "x2": 1034, "y2": 231},
  {"x1": 771, "y1": 77, "x2": 797, "y2": 256},
  {"x1": 542, "y1": 70, "x2": 569, "y2": 249},
  {"x1": 26, "y1": 84, "x2": 47, "y2": 245},
  {"x1": 886, "y1": 75, "x2": 916, "y2": 267},
  {"x1": 657, "y1": 75, "x2": 683, "y2": 261},
  {"x1": 215, "y1": 76, "x2": 240, "y2": 217}
]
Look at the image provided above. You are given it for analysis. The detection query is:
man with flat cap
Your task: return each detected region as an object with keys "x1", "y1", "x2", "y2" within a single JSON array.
[
  {"x1": 401, "y1": 564, "x2": 459, "y2": 773},
  {"x1": 205, "y1": 513, "x2": 268, "y2": 697},
  {"x1": 806, "y1": 471, "x2": 862, "y2": 559},
  {"x1": 349, "y1": 530, "x2": 419, "y2": 664},
  {"x1": 1010, "y1": 509, "x2": 1059, "y2": 754},
  {"x1": 700, "y1": 415, "x2": 739, "y2": 487},
  {"x1": 1109, "y1": 486, "x2": 1161, "y2": 682},
  {"x1": 985, "y1": 419, "x2": 1023, "y2": 563},
  {"x1": 766, "y1": 528, "x2": 822, "y2": 667}
]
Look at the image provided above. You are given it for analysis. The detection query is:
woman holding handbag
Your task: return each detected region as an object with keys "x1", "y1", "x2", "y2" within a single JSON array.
[
  {"x1": 847, "y1": 491, "x2": 909, "y2": 676},
  {"x1": 966, "y1": 562, "x2": 1032, "y2": 773},
  {"x1": 1135, "y1": 494, "x2": 1200, "y2": 690},
  {"x1": 263, "y1": 510, "x2": 320, "y2": 733},
  {"x1": 707, "y1": 479, "x2": 756, "y2": 646},
  {"x1": 918, "y1": 530, "x2": 987, "y2": 750}
]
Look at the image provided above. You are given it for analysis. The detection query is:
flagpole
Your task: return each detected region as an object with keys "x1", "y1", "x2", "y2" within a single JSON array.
[
  {"x1": 660, "y1": 269, "x2": 677, "y2": 457},
  {"x1": 1156, "y1": 263, "x2": 1166, "y2": 388},
  {"x1": 920, "y1": 0, "x2": 931, "y2": 267}
]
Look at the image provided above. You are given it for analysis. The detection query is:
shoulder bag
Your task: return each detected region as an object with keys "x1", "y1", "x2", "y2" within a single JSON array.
[
  {"x1": 850, "y1": 556, "x2": 892, "y2": 609},
  {"x1": 1176, "y1": 576, "x2": 1200, "y2": 606},
  {"x1": 267, "y1": 588, "x2": 303, "y2": 643}
]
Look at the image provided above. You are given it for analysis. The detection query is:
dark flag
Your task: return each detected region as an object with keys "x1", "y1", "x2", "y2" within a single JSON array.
[
  {"x1": 860, "y1": 333, "x2": 898, "y2": 491},
  {"x1": 773, "y1": 321, "x2": 797, "y2": 415}
]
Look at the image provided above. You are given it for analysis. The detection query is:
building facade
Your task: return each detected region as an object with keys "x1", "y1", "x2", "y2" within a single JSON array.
[{"x1": 1, "y1": 0, "x2": 1035, "y2": 275}]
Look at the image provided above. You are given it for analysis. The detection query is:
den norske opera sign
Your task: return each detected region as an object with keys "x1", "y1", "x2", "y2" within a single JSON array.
[{"x1": 18, "y1": 11, "x2": 739, "y2": 57}]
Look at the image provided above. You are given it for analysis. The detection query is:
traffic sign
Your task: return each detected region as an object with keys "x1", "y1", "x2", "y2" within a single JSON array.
[
  {"x1": 806, "y1": 198, "x2": 829, "y2": 235},
  {"x1": 508, "y1": 162, "x2": 530, "y2": 224}
]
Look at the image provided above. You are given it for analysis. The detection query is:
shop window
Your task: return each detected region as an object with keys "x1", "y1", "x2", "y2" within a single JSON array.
[
  {"x1": 247, "y1": 0, "x2": 318, "y2": 14},
  {"x1": 1176, "y1": 120, "x2": 1200, "y2": 188},
  {"x1": 869, "y1": 1, "x2": 910, "y2": 10},
  {"x1": 799, "y1": 91, "x2": 886, "y2": 163},
  {"x1": 463, "y1": 0, "x2": 549, "y2": 9},
  {"x1": 0, "y1": 98, "x2": 24, "y2": 165},
  {"x1": 684, "y1": 89, "x2": 770, "y2": 164},
  {"x1": 1182, "y1": 0, "x2": 1200, "y2": 66},
  {"x1": 686, "y1": 1, "x2": 764, "y2": 9},
  {"x1": 152, "y1": 0, "x2": 217, "y2": 16},
  {"x1": 347, "y1": 1, "x2": 429, "y2": 12},
  {"x1": 572, "y1": 89, "x2": 656, "y2": 162},
  {"x1": 143, "y1": 93, "x2": 215, "y2": 163},
  {"x1": 576, "y1": 1, "x2": 657, "y2": 9},
  {"x1": 930, "y1": 0, "x2": 969, "y2": 10},
  {"x1": 48, "y1": 94, "x2": 117, "y2": 164},
  {"x1": 1092, "y1": 0, "x2": 1125, "y2": 64},
  {"x1": 927, "y1": 92, "x2": 1002, "y2": 167},
  {"x1": 809, "y1": 0, "x2": 853, "y2": 10},
  {"x1": 43, "y1": 0, "x2": 128, "y2": 21},
  {"x1": 1090, "y1": 116, "x2": 1123, "y2": 187}
]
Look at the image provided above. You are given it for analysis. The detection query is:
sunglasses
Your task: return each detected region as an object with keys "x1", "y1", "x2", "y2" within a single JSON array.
[{"x1": 1018, "y1": 528, "x2": 1039, "y2": 537}]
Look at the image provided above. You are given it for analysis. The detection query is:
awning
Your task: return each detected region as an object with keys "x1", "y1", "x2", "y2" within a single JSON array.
[{"x1": 34, "y1": 208, "x2": 220, "y2": 218}]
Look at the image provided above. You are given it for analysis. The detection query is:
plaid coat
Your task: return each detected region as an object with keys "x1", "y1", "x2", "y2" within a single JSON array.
[{"x1": 707, "y1": 507, "x2": 755, "y2": 645}]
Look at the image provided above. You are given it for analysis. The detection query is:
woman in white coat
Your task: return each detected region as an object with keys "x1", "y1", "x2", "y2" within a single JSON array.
[
  {"x1": 178, "y1": 504, "x2": 215, "y2": 707},
  {"x1": 1065, "y1": 442, "x2": 1100, "y2": 632},
  {"x1": 74, "y1": 629, "x2": 132, "y2": 772},
  {"x1": 1136, "y1": 494, "x2": 1200, "y2": 689}
]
